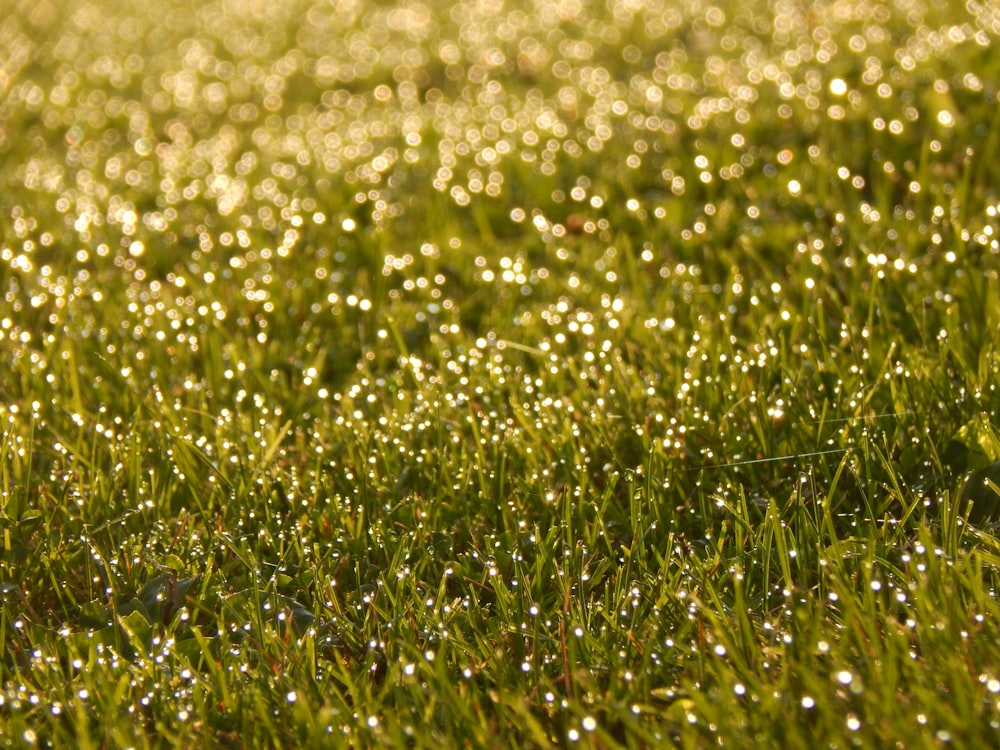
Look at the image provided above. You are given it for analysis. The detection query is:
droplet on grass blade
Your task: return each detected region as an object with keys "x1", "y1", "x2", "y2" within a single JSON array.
[{"x1": 959, "y1": 462, "x2": 1000, "y2": 523}]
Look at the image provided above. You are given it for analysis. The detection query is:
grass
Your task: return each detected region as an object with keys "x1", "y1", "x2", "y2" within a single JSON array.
[{"x1": 2, "y1": 0, "x2": 1000, "y2": 746}]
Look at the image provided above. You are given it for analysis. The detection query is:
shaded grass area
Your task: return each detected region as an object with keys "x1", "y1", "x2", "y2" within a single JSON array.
[{"x1": 2, "y1": 0, "x2": 1000, "y2": 746}]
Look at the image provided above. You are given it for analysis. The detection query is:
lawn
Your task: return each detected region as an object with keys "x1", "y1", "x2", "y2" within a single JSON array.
[{"x1": 2, "y1": 0, "x2": 1000, "y2": 746}]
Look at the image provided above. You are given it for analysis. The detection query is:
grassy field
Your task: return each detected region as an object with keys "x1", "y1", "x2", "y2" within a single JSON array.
[{"x1": 2, "y1": 0, "x2": 1000, "y2": 746}]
